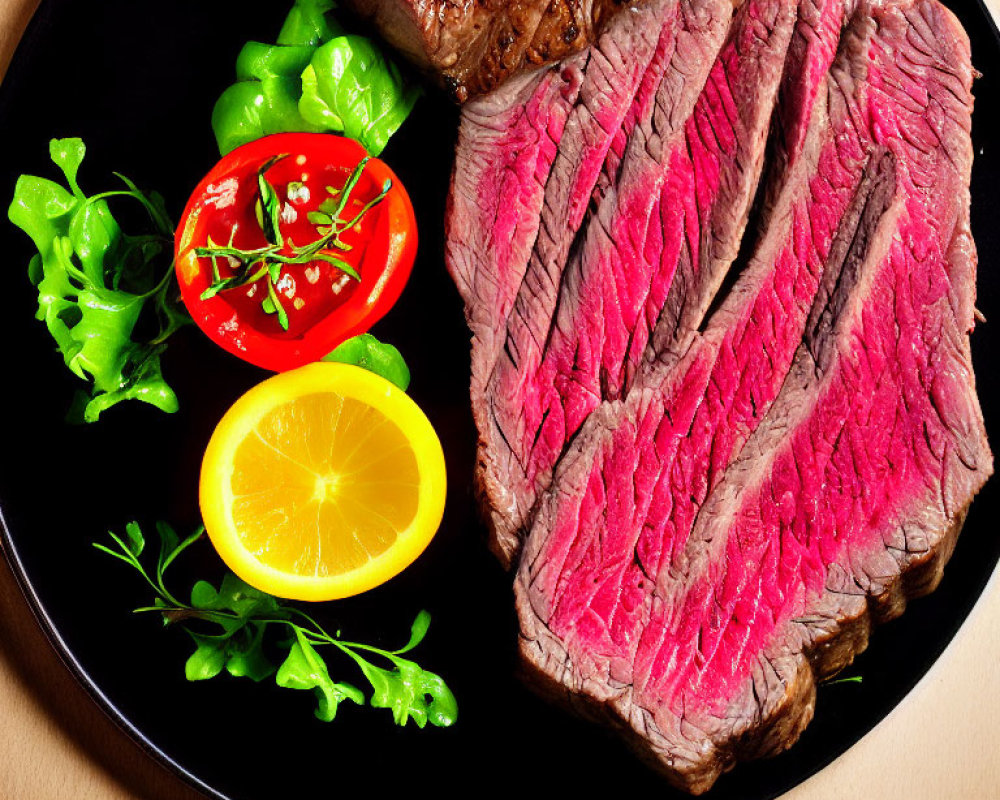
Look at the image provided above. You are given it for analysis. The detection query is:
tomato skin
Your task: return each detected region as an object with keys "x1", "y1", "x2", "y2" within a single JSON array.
[{"x1": 175, "y1": 133, "x2": 417, "y2": 372}]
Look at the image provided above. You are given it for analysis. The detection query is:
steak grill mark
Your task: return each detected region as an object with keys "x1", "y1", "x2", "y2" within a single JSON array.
[{"x1": 342, "y1": 0, "x2": 650, "y2": 102}]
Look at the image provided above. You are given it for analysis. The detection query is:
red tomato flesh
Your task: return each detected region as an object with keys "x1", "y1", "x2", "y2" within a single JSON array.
[{"x1": 175, "y1": 133, "x2": 417, "y2": 372}]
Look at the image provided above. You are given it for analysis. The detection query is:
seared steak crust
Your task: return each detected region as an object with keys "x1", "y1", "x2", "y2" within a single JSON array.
[{"x1": 343, "y1": 0, "x2": 644, "y2": 101}]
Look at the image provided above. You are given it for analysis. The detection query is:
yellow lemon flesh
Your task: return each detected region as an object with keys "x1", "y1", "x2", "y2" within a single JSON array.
[{"x1": 200, "y1": 362, "x2": 446, "y2": 601}]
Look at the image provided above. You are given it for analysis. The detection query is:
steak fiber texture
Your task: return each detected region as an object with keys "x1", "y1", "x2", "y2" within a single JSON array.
[
  {"x1": 444, "y1": 0, "x2": 990, "y2": 791},
  {"x1": 480, "y1": 0, "x2": 797, "y2": 567}
]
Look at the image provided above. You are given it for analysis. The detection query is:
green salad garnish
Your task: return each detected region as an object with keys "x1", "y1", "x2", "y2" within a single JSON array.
[
  {"x1": 212, "y1": 0, "x2": 420, "y2": 156},
  {"x1": 96, "y1": 521, "x2": 458, "y2": 728},
  {"x1": 8, "y1": 138, "x2": 189, "y2": 422},
  {"x1": 323, "y1": 332, "x2": 411, "y2": 390}
]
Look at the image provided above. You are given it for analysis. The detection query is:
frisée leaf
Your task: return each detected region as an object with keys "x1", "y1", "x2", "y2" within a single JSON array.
[{"x1": 8, "y1": 138, "x2": 190, "y2": 422}]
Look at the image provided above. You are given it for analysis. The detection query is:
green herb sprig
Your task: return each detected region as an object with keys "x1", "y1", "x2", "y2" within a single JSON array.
[
  {"x1": 8, "y1": 138, "x2": 190, "y2": 422},
  {"x1": 94, "y1": 521, "x2": 457, "y2": 728},
  {"x1": 195, "y1": 155, "x2": 389, "y2": 331},
  {"x1": 823, "y1": 675, "x2": 863, "y2": 686}
]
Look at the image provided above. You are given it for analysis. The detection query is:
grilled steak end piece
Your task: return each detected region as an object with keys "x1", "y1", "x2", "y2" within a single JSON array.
[{"x1": 342, "y1": 0, "x2": 645, "y2": 101}]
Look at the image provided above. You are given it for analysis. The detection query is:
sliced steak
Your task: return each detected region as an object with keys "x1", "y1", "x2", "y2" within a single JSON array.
[
  {"x1": 516, "y1": 0, "x2": 987, "y2": 790},
  {"x1": 453, "y1": 0, "x2": 694, "y2": 563},
  {"x1": 446, "y1": 63, "x2": 581, "y2": 322},
  {"x1": 446, "y1": 59, "x2": 584, "y2": 494},
  {"x1": 516, "y1": 0, "x2": 861, "y2": 731},
  {"x1": 655, "y1": 0, "x2": 990, "y2": 737},
  {"x1": 480, "y1": 0, "x2": 796, "y2": 565},
  {"x1": 342, "y1": 0, "x2": 645, "y2": 102}
]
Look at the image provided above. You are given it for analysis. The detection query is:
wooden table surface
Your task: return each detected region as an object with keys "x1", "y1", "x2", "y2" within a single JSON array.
[{"x1": 1, "y1": 0, "x2": 999, "y2": 797}]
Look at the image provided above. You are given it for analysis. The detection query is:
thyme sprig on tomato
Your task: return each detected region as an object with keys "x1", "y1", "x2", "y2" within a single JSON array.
[
  {"x1": 175, "y1": 133, "x2": 417, "y2": 372},
  {"x1": 194, "y1": 154, "x2": 390, "y2": 331}
]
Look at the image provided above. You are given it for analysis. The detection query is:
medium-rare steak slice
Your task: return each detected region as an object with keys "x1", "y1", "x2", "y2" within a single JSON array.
[
  {"x1": 515, "y1": 0, "x2": 988, "y2": 791},
  {"x1": 516, "y1": 0, "x2": 863, "y2": 738},
  {"x1": 480, "y1": 0, "x2": 796, "y2": 566},
  {"x1": 446, "y1": 57, "x2": 585, "y2": 505},
  {"x1": 451, "y1": 0, "x2": 696, "y2": 562},
  {"x1": 446, "y1": 62, "x2": 581, "y2": 321},
  {"x1": 658, "y1": 0, "x2": 990, "y2": 714},
  {"x1": 342, "y1": 0, "x2": 645, "y2": 102}
]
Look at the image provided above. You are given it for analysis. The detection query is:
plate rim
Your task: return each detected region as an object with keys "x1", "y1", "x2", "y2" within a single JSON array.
[{"x1": 0, "y1": 504, "x2": 225, "y2": 800}]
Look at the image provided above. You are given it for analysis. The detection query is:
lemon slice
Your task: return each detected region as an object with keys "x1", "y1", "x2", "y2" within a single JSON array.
[{"x1": 200, "y1": 362, "x2": 446, "y2": 601}]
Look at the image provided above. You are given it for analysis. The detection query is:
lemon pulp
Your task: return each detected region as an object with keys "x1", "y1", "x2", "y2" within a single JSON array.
[
  {"x1": 200, "y1": 362, "x2": 446, "y2": 601},
  {"x1": 229, "y1": 393, "x2": 420, "y2": 576}
]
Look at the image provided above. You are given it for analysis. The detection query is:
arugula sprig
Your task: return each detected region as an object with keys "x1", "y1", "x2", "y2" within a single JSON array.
[
  {"x1": 8, "y1": 138, "x2": 191, "y2": 422},
  {"x1": 195, "y1": 155, "x2": 389, "y2": 331},
  {"x1": 94, "y1": 521, "x2": 458, "y2": 728}
]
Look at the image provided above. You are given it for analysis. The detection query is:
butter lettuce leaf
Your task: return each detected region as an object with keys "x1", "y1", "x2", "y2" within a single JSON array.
[
  {"x1": 322, "y1": 333, "x2": 410, "y2": 390},
  {"x1": 300, "y1": 35, "x2": 420, "y2": 156},
  {"x1": 212, "y1": 0, "x2": 419, "y2": 156}
]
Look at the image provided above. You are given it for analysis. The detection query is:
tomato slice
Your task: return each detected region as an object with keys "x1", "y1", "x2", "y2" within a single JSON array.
[{"x1": 175, "y1": 133, "x2": 417, "y2": 372}]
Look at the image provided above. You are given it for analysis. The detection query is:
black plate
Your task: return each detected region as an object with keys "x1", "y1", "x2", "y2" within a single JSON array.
[{"x1": 2, "y1": 2, "x2": 999, "y2": 798}]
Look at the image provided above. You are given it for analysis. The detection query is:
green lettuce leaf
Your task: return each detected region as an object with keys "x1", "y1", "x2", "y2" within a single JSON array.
[
  {"x1": 300, "y1": 35, "x2": 420, "y2": 156},
  {"x1": 211, "y1": 0, "x2": 419, "y2": 156},
  {"x1": 322, "y1": 333, "x2": 410, "y2": 390}
]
